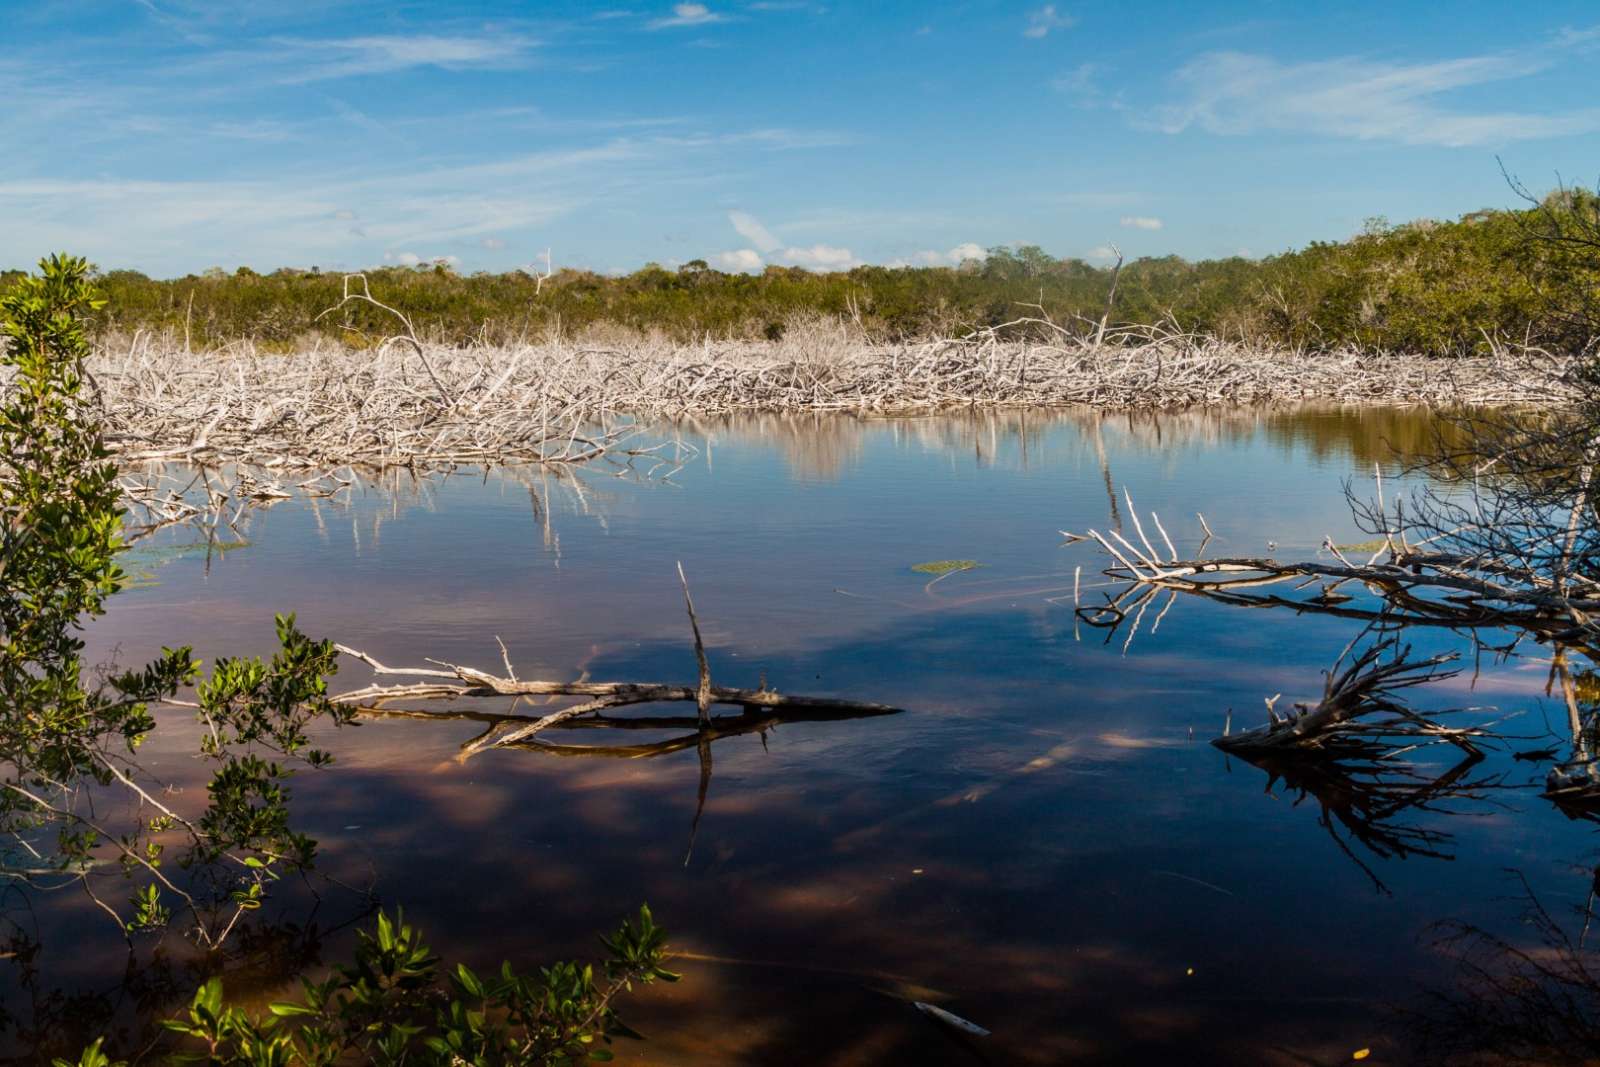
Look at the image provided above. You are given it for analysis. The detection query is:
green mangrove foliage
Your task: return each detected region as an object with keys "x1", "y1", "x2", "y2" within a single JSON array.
[
  {"x1": 56, "y1": 906, "x2": 675, "y2": 1067},
  {"x1": 0, "y1": 254, "x2": 350, "y2": 945},
  {"x1": 13, "y1": 188, "x2": 1594, "y2": 356}
]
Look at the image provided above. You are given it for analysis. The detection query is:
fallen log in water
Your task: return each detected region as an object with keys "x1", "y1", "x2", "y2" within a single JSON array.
[
  {"x1": 353, "y1": 702, "x2": 901, "y2": 761},
  {"x1": 331, "y1": 564, "x2": 901, "y2": 760},
  {"x1": 1212, "y1": 639, "x2": 1489, "y2": 758}
]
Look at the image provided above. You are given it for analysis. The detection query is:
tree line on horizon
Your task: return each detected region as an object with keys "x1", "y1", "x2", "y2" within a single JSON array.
[{"x1": 5, "y1": 188, "x2": 1597, "y2": 357}]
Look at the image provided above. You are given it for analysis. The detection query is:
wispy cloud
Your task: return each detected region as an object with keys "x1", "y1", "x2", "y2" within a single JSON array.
[
  {"x1": 273, "y1": 34, "x2": 537, "y2": 83},
  {"x1": 648, "y1": 3, "x2": 727, "y2": 30},
  {"x1": 1024, "y1": 5, "x2": 1075, "y2": 39},
  {"x1": 891, "y1": 242, "x2": 987, "y2": 268},
  {"x1": 0, "y1": 162, "x2": 583, "y2": 274},
  {"x1": 131, "y1": 0, "x2": 213, "y2": 46},
  {"x1": 654, "y1": 127, "x2": 854, "y2": 150},
  {"x1": 1120, "y1": 215, "x2": 1162, "y2": 230},
  {"x1": 728, "y1": 210, "x2": 780, "y2": 252},
  {"x1": 205, "y1": 120, "x2": 294, "y2": 143},
  {"x1": 0, "y1": 129, "x2": 783, "y2": 274},
  {"x1": 1036, "y1": 191, "x2": 1143, "y2": 209},
  {"x1": 1052, "y1": 62, "x2": 1124, "y2": 110},
  {"x1": 713, "y1": 212, "x2": 861, "y2": 271},
  {"x1": 1154, "y1": 43, "x2": 1600, "y2": 147}
]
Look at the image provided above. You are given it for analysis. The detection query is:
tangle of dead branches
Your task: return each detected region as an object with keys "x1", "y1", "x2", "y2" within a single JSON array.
[
  {"x1": 1214, "y1": 638, "x2": 1489, "y2": 758},
  {"x1": 76, "y1": 318, "x2": 1577, "y2": 477}
]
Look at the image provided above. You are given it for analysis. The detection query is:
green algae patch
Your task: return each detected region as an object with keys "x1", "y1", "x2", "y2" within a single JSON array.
[{"x1": 910, "y1": 560, "x2": 981, "y2": 575}]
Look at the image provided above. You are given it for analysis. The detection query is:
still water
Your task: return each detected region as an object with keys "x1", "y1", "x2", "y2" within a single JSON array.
[{"x1": 16, "y1": 407, "x2": 1591, "y2": 1065}]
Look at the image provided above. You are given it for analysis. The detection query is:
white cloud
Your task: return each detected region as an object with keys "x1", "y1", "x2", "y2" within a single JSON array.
[
  {"x1": 0, "y1": 142, "x2": 634, "y2": 274},
  {"x1": 1024, "y1": 5, "x2": 1075, "y2": 39},
  {"x1": 778, "y1": 244, "x2": 856, "y2": 269},
  {"x1": 1086, "y1": 245, "x2": 1121, "y2": 262},
  {"x1": 480, "y1": 236, "x2": 506, "y2": 249},
  {"x1": 648, "y1": 3, "x2": 726, "y2": 29},
  {"x1": 1156, "y1": 48, "x2": 1600, "y2": 147},
  {"x1": 1120, "y1": 215, "x2": 1163, "y2": 230},
  {"x1": 714, "y1": 248, "x2": 763, "y2": 272},
  {"x1": 897, "y1": 242, "x2": 988, "y2": 267},
  {"x1": 728, "y1": 210, "x2": 780, "y2": 253},
  {"x1": 386, "y1": 251, "x2": 460, "y2": 268}
]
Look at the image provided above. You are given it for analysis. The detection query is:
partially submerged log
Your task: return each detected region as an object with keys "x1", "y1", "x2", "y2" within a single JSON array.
[
  {"x1": 354, "y1": 702, "x2": 901, "y2": 761},
  {"x1": 1213, "y1": 639, "x2": 1488, "y2": 758},
  {"x1": 331, "y1": 564, "x2": 901, "y2": 759}
]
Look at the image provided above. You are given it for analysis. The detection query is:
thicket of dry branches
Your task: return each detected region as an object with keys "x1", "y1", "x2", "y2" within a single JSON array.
[{"x1": 84, "y1": 318, "x2": 1576, "y2": 475}]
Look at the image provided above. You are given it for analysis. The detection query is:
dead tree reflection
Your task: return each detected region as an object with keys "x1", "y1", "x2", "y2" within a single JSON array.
[
  {"x1": 360, "y1": 701, "x2": 900, "y2": 864},
  {"x1": 1410, "y1": 871, "x2": 1600, "y2": 1066},
  {"x1": 1230, "y1": 745, "x2": 1508, "y2": 894},
  {"x1": 118, "y1": 443, "x2": 687, "y2": 552}
]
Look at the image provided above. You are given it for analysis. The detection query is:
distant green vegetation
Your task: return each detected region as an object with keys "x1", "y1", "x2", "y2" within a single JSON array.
[{"x1": 8, "y1": 188, "x2": 1596, "y2": 356}]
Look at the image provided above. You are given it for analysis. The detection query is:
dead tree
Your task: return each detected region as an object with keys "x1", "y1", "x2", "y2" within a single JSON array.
[{"x1": 1214, "y1": 639, "x2": 1487, "y2": 758}]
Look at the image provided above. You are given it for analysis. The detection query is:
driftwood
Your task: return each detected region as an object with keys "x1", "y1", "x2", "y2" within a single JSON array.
[
  {"x1": 353, "y1": 702, "x2": 900, "y2": 761},
  {"x1": 330, "y1": 564, "x2": 900, "y2": 759},
  {"x1": 1065, "y1": 474, "x2": 1600, "y2": 712},
  {"x1": 1075, "y1": 533, "x2": 1600, "y2": 647},
  {"x1": 333, "y1": 655, "x2": 900, "y2": 758},
  {"x1": 1213, "y1": 639, "x2": 1488, "y2": 758}
]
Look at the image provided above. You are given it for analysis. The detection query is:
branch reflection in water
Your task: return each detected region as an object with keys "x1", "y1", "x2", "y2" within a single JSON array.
[
  {"x1": 1410, "y1": 867, "x2": 1600, "y2": 1066},
  {"x1": 355, "y1": 701, "x2": 903, "y2": 865}
]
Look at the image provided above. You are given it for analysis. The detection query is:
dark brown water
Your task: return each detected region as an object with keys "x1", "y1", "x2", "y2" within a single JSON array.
[{"x1": 11, "y1": 407, "x2": 1589, "y2": 1065}]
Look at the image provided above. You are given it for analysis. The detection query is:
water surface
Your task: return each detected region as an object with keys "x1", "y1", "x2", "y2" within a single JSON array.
[{"x1": 18, "y1": 407, "x2": 1589, "y2": 1065}]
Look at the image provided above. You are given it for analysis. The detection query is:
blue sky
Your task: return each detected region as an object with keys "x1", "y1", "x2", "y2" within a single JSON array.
[{"x1": 4, "y1": 0, "x2": 1599, "y2": 277}]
